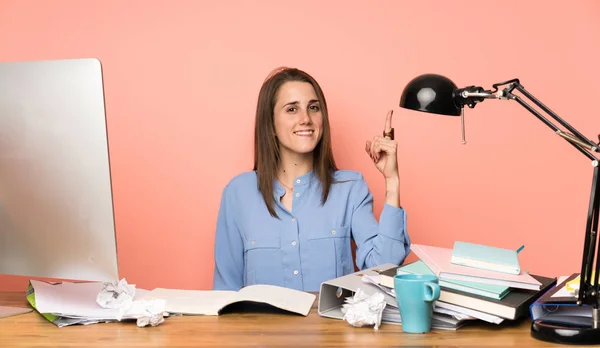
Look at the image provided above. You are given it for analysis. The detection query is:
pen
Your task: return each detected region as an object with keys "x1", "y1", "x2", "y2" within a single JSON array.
[{"x1": 516, "y1": 245, "x2": 525, "y2": 254}]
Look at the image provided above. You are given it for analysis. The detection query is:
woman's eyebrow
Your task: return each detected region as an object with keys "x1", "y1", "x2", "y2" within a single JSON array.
[{"x1": 282, "y1": 101, "x2": 299, "y2": 108}]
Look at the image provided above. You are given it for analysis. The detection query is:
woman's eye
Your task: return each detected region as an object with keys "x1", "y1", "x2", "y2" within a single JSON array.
[
  {"x1": 287, "y1": 107, "x2": 297, "y2": 112},
  {"x1": 309, "y1": 105, "x2": 320, "y2": 111}
]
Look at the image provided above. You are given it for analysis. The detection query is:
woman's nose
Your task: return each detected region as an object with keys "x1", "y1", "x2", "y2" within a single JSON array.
[{"x1": 299, "y1": 109, "x2": 312, "y2": 124}]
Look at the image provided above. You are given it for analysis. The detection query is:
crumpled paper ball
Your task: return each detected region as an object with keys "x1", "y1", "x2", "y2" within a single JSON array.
[
  {"x1": 120, "y1": 299, "x2": 167, "y2": 328},
  {"x1": 341, "y1": 288, "x2": 387, "y2": 330},
  {"x1": 96, "y1": 278, "x2": 136, "y2": 309},
  {"x1": 96, "y1": 278, "x2": 167, "y2": 327}
]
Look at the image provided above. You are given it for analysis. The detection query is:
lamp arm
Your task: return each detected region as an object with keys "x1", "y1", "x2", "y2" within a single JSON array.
[
  {"x1": 509, "y1": 83, "x2": 599, "y2": 313},
  {"x1": 510, "y1": 93, "x2": 598, "y2": 161},
  {"x1": 511, "y1": 83, "x2": 598, "y2": 149},
  {"x1": 580, "y1": 165, "x2": 600, "y2": 311},
  {"x1": 502, "y1": 82, "x2": 600, "y2": 314},
  {"x1": 460, "y1": 80, "x2": 600, "y2": 160},
  {"x1": 459, "y1": 80, "x2": 600, "y2": 319}
]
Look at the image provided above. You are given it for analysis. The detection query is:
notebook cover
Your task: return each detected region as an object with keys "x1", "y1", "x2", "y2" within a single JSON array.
[{"x1": 452, "y1": 241, "x2": 520, "y2": 274}]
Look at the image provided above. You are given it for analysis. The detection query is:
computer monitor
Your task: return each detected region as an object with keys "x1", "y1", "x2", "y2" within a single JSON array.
[{"x1": 0, "y1": 58, "x2": 119, "y2": 288}]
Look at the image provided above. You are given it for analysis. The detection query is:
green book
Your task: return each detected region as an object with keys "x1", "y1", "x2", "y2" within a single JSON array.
[{"x1": 397, "y1": 261, "x2": 511, "y2": 300}]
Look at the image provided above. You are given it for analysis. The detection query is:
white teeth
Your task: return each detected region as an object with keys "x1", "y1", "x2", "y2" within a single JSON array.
[{"x1": 294, "y1": 130, "x2": 314, "y2": 135}]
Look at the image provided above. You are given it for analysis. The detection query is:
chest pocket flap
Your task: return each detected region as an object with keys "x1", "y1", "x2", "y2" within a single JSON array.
[{"x1": 245, "y1": 237, "x2": 281, "y2": 251}]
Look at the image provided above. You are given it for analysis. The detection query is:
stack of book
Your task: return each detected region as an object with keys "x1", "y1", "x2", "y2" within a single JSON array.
[{"x1": 375, "y1": 243, "x2": 556, "y2": 329}]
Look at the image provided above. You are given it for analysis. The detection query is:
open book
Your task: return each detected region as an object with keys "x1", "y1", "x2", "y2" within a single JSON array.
[{"x1": 142, "y1": 284, "x2": 316, "y2": 316}]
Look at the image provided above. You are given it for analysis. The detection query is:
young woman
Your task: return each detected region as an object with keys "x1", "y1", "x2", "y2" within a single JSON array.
[{"x1": 212, "y1": 67, "x2": 410, "y2": 291}]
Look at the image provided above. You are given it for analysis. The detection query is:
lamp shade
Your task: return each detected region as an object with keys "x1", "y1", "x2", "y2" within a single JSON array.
[{"x1": 399, "y1": 74, "x2": 461, "y2": 116}]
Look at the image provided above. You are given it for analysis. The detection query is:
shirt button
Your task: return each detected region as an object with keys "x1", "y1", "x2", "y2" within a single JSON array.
[
  {"x1": 332, "y1": 230, "x2": 336, "y2": 235},
  {"x1": 295, "y1": 193, "x2": 300, "y2": 197},
  {"x1": 251, "y1": 241, "x2": 256, "y2": 245},
  {"x1": 293, "y1": 270, "x2": 299, "y2": 275},
  {"x1": 296, "y1": 179, "x2": 301, "y2": 184},
  {"x1": 292, "y1": 241, "x2": 297, "y2": 246},
  {"x1": 291, "y1": 218, "x2": 295, "y2": 222}
]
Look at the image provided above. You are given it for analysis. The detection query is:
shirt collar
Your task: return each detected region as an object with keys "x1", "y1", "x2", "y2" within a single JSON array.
[
  {"x1": 295, "y1": 170, "x2": 317, "y2": 186},
  {"x1": 273, "y1": 170, "x2": 318, "y2": 196}
]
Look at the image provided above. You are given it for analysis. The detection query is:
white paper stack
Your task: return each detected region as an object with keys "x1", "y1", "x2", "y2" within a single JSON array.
[{"x1": 29, "y1": 280, "x2": 161, "y2": 327}]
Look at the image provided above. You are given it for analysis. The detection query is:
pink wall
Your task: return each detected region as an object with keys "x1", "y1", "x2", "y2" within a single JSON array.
[{"x1": 1, "y1": 1, "x2": 599, "y2": 291}]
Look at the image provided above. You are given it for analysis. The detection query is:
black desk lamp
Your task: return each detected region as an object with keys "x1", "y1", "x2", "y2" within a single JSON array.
[{"x1": 399, "y1": 74, "x2": 599, "y2": 345}]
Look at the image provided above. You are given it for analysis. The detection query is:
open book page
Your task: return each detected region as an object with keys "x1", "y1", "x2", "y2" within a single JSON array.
[
  {"x1": 237, "y1": 285, "x2": 316, "y2": 316},
  {"x1": 143, "y1": 288, "x2": 237, "y2": 315}
]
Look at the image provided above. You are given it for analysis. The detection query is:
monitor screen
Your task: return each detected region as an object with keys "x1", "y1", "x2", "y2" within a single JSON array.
[{"x1": 0, "y1": 58, "x2": 119, "y2": 282}]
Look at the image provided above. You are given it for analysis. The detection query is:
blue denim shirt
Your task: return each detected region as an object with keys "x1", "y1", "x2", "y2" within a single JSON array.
[{"x1": 212, "y1": 170, "x2": 410, "y2": 292}]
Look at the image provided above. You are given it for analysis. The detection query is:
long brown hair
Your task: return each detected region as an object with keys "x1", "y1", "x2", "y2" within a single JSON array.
[{"x1": 253, "y1": 67, "x2": 337, "y2": 218}]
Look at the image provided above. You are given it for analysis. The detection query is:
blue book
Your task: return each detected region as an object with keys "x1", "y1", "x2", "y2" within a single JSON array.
[
  {"x1": 451, "y1": 241, "x2": 521, "y2": 275},
  {"x1": 529, "y1": 273, "x2": 591, "y2": 325},
  {"x1": 396, "y1": 260, "x2": 511, "y2": 300}
]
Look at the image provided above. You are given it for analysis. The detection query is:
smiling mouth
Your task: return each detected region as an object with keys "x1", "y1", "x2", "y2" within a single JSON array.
[{"x1": 294, "y1": 130, "x2": 314, "y2": 136}]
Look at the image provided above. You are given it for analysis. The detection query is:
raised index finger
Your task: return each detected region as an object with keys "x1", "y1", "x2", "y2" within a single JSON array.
[{"x1": 384, "y1": 110, "x2": 393, "y2": 133}]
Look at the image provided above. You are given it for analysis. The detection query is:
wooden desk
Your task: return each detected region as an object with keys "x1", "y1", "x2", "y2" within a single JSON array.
[{"x1": 0, "y1": 291, "x2": 574, "y2": 347}]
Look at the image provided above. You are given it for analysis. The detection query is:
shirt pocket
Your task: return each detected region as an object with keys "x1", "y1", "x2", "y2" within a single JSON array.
[
  {"x1": 244, "y1": 237, "x2": 283, "y2": 286},
  {"x1": 307, "y1": 226, "x2": 351, "y2": 278}
]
